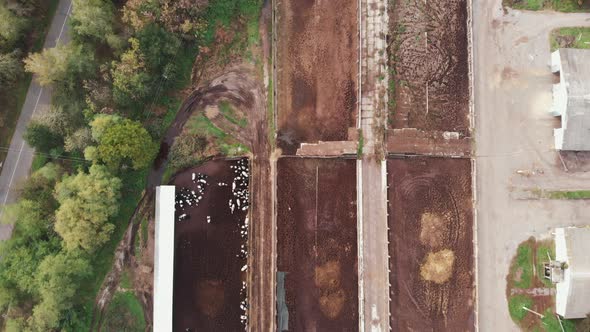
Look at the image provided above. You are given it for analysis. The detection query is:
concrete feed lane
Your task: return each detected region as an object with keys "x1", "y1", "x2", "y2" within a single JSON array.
[
  {"x1": 474, "y1": 1, "x2": 590, "y2": 331},
  {"x1": 0, "y1": 0, "x2": 72, "y2": 240},
  {"x1": 358, "y1": 0, "x2": 390, "y2": 330}
]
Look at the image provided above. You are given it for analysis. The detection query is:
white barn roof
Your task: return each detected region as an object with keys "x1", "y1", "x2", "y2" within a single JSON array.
[
  {"x1": 551, "y1": 48, "x2": 590, "y2": 151},
  {"x1": 154, "y1": 186, "x2": 175, "y2": 332},
  {"x1": 554, "y1": 227, "x2": 590, "y2": 319}
]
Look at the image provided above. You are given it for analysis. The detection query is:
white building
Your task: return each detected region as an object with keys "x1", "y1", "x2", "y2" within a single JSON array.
[
  {"x1": 154, "y1": 186, "x2": 176, "y2": 332},
  {"x1": 549, "y1": 227, "x2": 590, "y2": 319},
  {"x1": 550, "y1": 48, "x2": 590, "y2": 151}
]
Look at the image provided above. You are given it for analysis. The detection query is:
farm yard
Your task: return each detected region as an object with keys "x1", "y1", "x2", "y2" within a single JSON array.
[
  {"x1": 387, "y1": 157, "x2": 474, "y2": 331},
  {"x1": 277, "y1": 158, "x2": 359, "y2": 331},
  {"x1": 171, "y1": 159, "x2": 250, "y2": 331},
  {"x1": 276, "y1": 0, "x2": 359, "y2": 154},
  {"x1": 387, "y1": 0, "x2": 470, "y2": 134}
]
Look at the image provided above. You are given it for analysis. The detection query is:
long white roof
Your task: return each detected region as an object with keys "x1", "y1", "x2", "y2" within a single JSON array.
[
  {"x1": 154, "y1": 186, "x2": 175, "y2": 332},
  {"x1": 555, "y1": 226, "x2": 590, "y2": 319}
]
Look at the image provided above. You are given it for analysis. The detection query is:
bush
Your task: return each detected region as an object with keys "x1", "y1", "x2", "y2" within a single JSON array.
[{"x1": 169, "y1": 132, "x2": 207, "y2": 170}]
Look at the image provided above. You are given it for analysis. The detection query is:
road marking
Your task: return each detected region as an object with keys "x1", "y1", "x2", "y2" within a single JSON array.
[
  {"x1": 0, "y1": 86, "x2": 43, "y2": 214},
  {"x1": 0, "y1": 0, "x2": 72, "y2": 217},
  {"x1": 57, "y1": 0, "x2": 73, "y2": 43}
]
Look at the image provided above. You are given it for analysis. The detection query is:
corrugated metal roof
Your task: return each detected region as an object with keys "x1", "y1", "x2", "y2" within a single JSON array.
[
  {"x1": 555, "y1": 49, "x2": 590, "y2": 151},
  {"x1": 555, "y1": 226, "x2": 590, "y2": 319}
]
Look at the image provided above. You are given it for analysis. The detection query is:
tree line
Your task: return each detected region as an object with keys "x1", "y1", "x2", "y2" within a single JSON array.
[{"x1": 0, "y1": 0, "x2": 262, "y2": 330}]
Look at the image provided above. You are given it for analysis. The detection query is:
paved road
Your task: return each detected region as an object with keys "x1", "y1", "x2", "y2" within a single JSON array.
[
  {"x1": 0, "y1": 0, "x2": 72, "y2": 240},
  {"x1": 358, "y1": 0, "x2": 390, "y2": 330},
  {"x1": 473, "y1": 1, "x2": 590, "y2": 330}
]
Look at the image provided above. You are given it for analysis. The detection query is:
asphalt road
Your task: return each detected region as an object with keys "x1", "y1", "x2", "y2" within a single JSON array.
[
  {"x1": 0, "y1": 0, "x2": 72, "y2": 240},
  {"x1": 473, "y1": 1, "x2": 590, "y2": 330}
]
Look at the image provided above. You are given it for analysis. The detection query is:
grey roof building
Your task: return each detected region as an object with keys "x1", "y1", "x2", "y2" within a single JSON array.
[
  {"x1": 548, "y1": 227, "x2": 590, "y2": 319},
  {"x1": 550, "y1": 48, "x2": 590, "y2": 151}
]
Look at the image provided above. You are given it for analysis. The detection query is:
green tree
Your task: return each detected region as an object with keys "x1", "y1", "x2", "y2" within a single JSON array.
[
  {"x1": 0, "y1": 3, "x2": 26, "y2": 48},
  {"x1": 23, "y1": 121, "x2": 64, "y2": 153},
  {"x1": 71, "y1": 0, "x2": 115, "y2": 42},
  {"x1": 90, "y1": 116, "x2": 158, "y2": 170},
  {"x1": 30, "y1": 251, "x2": 91, "y2": 331},
  {"x1": 54, "y1": 165, "x2": 122, "y2": 252},
  {"x1": 0, "y1": 51, "x2": 23, "y2": 87}
]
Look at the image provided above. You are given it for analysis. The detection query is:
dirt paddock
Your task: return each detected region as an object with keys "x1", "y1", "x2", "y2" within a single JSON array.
[
  {"x1": 277, "y1": 158, "x2": 359, "y2": 331},
  {"x1": 387, "y1": 157, "x2": 474, "y2": 331},
  {"x1": 388, "y1": 0, "x2": 470, "y2": 134},
  {"x1": 172, "y1": 159, "x2": 249, "y2": 331},
  {"x1": 276, "y1": 0, "x2": 358, "y2": 154}
]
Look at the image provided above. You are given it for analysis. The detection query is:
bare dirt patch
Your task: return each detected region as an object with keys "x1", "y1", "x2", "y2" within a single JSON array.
[
  {"x1": 420, "y1": 249, "x2": 456, "y2": 284},
  {"x1": 277, "y1": 158, "x2": 358, "y2": 330},
  {"x1": 388, "y1": 157, "x2": 474, "y2": 331},
  {"x1": 172, "y1": 159, "x2": 249, "y2": 331},
  {"x1": 420, "y1": 212, "x2": 447, "y2": 248},
  {"x1": 388, "y1": 0, "x2": 470, "y2": 134},
  {"x1": 277, "y1": 0, "x2": 358, "y2": 154}
]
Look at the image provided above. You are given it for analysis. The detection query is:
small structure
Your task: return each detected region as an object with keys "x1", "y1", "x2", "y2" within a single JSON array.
[
  {"x1": 154, "y1": 186, "x2": 176, "y2": 332},
  {"x1": 549, "y1": 48, "x2": 590, "y2": 151},
  {"x1": 546, "y1": 227, "x2": 590, "y2": 319}
]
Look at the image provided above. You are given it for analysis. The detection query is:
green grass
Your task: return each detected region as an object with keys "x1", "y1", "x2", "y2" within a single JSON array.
[
  {"x1": 504, "y1": 0, "x2": 590, "y2": 11},
  {"x1": 267, "y1": 76, "x2": 276, "y2": 148},
  {"x1": 189, "y1": 114, "x2": 228, "y2": 139},
  {"x1": 509, "y1": 295, "x2": 534, "y2": 322},
  {"x1": 219, "y1": 101, "x2": 248, "y2": 128},
  {"x1": 512, "y1": 242, "x2": 534, "y2": 289},
  {"x1": 31, "y1": 154, "x2": 49, "y2": 172},
  {"x1": 550, "y1": 27, "x2": 590, "y2": 51},
  {"x1": 547, "y1": 190, "x2": 590, "y2": 199},
  {"x1": 102, "y1": 291, "x2": 146, "y2": 332},
  {"x1": 357, "y1": 129, "x2": 364, "y2": 159},
  {"x1": 119, "y1": 269, "x2": 132, "y2": 289},
  {"x1": 541, "y1": 309, "x2": 576, "y2": 332}
]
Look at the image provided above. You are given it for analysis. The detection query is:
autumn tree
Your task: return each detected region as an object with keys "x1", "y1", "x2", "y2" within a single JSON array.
[
  {"x1": 111, "y1": 38, "x2": 151, "y2": 106},
  {"x1": 54, "y1": 165, "x2": 121, "y2": 252},
  {"x1": 24, "y1": 43, "x2": 95, "y2": 87},
  {"x1": 24, "y1": 44, "x2": 71, "y2": 86},
  {"x1": 121, "y1": 0, "x2": 159, "y2": 31}
]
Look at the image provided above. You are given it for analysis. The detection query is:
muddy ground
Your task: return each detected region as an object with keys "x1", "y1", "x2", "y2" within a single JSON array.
[
  {"x1": 388, "y1": 0, "x2": 470, "y2": 134},
  {"x1": 387, "y1": 157, "x2": 474, "y2": 331},
  {"x1": 276, "y1": 0, "x2": 358, "y2": 154},
  {"x1": 277, "y1": 158, "x2": 358, "y2": 331},
  {"x1": 172, "y1": 158, "x2": 249, "y2": 331}
]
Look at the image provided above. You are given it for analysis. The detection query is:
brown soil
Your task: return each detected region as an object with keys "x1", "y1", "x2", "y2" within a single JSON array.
[
  {"x1": 276, "y1": 0, "x2": 358, "y2": 154},
  {"x1": 387, "y1": 157, "x2": 474, "y2": 331},
  {"x1": 277, "y1": 158, "x2": 358, "y2": 331},
  {"x1": 172, "y1": 159, "x2": 249, "y2": 331},
  {"x1": 388, "y1": 0, "x2": 470, "y2": 134}
]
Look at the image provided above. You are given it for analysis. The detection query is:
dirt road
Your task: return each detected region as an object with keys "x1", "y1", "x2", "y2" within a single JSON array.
[
  {"x1": 473, "y1": 2, "x2": 590, "y2": 330},
  {"x1": 0, "y1": 0, "x2": 72, "y2": 239}
]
